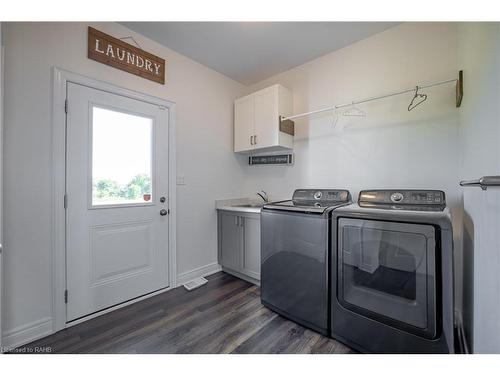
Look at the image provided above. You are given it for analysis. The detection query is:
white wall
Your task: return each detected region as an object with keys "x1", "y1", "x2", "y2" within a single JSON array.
[
  {"x1": 458, "y1": 23, "x2": 500, "y2": 353},
  {"x1": 2, "y1": 22, "x2": 250, "y2": 346},
  {"x1": 0, "y1": 22, "x2": 4, "y2": 349},
  {"x1": 246, "y1": 23, "x2": 463, "y2": 306}
]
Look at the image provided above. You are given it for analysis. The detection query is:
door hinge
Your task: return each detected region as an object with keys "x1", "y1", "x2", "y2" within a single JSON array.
[
  {"x1": 64, "y1": 194, "x2": 68, "y2": 209},
  {"x1": 64, "y1": 290, "x2": 68, "y2": 304},
  {"x1": 64, "y1": 99, "x2": 68, "y2": 114}
]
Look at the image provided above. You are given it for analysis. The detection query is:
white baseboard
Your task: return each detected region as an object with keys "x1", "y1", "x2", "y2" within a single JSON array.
[
  {"x1": 2, "y1": 317, "x2": 53, "y2": 350},
  {"x1": 177, "y1": 262, "x2": 222, "y2": 286}
]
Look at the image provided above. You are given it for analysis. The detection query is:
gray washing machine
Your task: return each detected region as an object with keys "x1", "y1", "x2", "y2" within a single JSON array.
[
  {"x1": 330, "y1": 190, "x2": 454, "y2": 353},
  {"x1": 261, "y1": 189, "x2": 351, "y2": 335}
]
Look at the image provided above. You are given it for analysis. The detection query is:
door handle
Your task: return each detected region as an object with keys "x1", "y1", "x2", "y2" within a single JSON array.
[{"x1": 160, "y1": 209, "x2": 168, "y2": 216}]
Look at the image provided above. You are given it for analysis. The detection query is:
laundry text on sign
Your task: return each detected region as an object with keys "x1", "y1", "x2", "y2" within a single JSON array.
[{"x1": 88, "y1": 27, "x2": 166, "y2": 84}]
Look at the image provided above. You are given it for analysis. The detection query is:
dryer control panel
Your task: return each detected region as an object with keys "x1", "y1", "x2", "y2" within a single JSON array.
[{"x1": 359, "y1": 190, "x2": 446, "y2": 206}]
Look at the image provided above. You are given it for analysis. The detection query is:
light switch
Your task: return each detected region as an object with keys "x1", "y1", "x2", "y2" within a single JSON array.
[{"x1": 177, "y1": 175, "x2": 186, "y2": 185}]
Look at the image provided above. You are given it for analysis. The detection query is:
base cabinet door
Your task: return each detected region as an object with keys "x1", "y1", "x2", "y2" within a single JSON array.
[
  {"x1": 219, "y1": 212, "x2": 242, "y2": 270},
  {"x1": 242, "y1": 215, "x2": 261, "y2": 280},
  {"x1": 218, "y1": 211, "x2": 261, "y2": 283}
]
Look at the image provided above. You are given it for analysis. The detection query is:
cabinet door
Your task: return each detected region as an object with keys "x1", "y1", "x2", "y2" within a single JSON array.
[
  {"x1": 234, "y1": 95, "x2": 254, "y2": 152},
  {"x1": 219, "y1": 213, "x2": 242, "y2": 270},
  {"x1": 254, "y1": 86, "x2": 277, "y2": 150},
  {"x1": 242, "y1": 215, "x2": 261, "y2": 279}
]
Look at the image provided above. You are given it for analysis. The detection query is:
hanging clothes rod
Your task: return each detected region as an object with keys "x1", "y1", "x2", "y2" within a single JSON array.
[{"x1": 280, "y1": 70, "x2": 464, "y2": 122}]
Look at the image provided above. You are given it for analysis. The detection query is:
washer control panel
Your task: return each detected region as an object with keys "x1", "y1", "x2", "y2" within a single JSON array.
[
  {"x1": 359, "y1": 190, "x2": 446, "y2": 206},
  {"x1": 292, "y1": 189, "x2": 351, "y2": 203}
]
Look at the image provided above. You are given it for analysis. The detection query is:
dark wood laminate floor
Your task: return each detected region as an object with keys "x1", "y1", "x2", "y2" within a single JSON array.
[{"x1": 18, "y1": 272, "x2": 355, "y2": 354}]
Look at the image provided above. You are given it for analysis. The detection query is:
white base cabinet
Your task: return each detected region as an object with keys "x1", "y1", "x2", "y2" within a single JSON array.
[
  {"x1": 234, "y1": 84, "x2": 293, "y2": 154},
  {"x1": 218, "y1": 210, "x2": 260, "y2": 284}
]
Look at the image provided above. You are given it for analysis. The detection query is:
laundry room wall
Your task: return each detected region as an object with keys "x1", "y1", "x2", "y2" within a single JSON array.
[
  {"x1": 458, "y1": 22, "x2": 500, "y2": 353},
  {"x1": 246, "y1": 23, "x2": 463, "y2": 309},
  {"x1": 1, "y1": 22, "x2": 250, "y2": 347}
]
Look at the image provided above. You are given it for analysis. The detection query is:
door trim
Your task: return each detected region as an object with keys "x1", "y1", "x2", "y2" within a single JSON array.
[{"x1": 51, "y1": 67, "x2": 177, "y2": 333}]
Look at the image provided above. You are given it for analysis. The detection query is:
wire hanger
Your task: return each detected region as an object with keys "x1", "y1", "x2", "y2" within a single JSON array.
[
  {"x1": 343, "y1": 102, "x2": 366, "y2": 117},
  {"x1": 408, "y1": 86, "x2": 428, "y2": 111},
  {"x1": 332, "y1": 109, "x2": 339, "y2": 128},
  {"x1": 119, "y1": 36, "x2": 143, "y2": 49}
]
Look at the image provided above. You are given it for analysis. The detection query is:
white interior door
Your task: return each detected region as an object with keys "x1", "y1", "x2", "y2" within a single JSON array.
[
  {"x1": 465, "y1": 187, "x2": 500, "y2": 353},
  {"x1": 66, "y1": 82, "x2": 170, "y2": 322}
]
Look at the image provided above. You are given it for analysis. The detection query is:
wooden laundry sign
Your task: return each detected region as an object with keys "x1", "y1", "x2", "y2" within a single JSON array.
[{"x1": 87, "y1": 27, "x2": 166, "y2": 84}]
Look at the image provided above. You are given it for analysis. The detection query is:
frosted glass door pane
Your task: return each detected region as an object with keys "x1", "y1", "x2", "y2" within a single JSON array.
[{"x1": 92, "y1": 106, "x2": 153, "y2": 206}]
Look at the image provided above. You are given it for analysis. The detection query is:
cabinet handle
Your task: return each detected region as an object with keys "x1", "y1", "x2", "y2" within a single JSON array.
[
  {"x1": 254, "y1": 135, "x2": 257, "y2": 145},
  {"x1": 250, "y1": 136, "x2": 254, "y2": 146}
]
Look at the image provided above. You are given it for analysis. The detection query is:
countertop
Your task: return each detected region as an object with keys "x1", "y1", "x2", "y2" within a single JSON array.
[
  {"x1": 215, "y1": 197, "x2": 263, "y2": 214},
  {"x1": 217, "y1": 206, "x2": 261, "y2": 214}
]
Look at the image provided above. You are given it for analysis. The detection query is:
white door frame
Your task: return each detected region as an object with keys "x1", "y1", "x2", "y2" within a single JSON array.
[{"x1": 51, "y1": 67, "x2": 177, "y2": 333}]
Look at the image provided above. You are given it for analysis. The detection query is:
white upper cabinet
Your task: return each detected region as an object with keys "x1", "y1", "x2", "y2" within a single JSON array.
[{"x1": 234, "y1": 84, "x2": 293, "y2": 153}]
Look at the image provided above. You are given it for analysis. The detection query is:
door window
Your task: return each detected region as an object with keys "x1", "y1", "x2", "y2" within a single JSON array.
[{"x1": 91, "y1": 106, "x2": 153, "y2": 207}]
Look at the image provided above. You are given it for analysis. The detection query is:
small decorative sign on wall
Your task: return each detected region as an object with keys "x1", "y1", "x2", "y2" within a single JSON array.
[
  {"x1": 249, "y1": 154, "x2": 294, "y2": 166},
  {"x1": 87, "y1": 27, "x2": 166, "y2": 84}
]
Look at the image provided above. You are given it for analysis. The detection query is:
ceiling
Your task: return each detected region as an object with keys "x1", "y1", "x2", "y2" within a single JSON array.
[{"x1": 121, "y1": 22, "x2": 398, "y2": 85}]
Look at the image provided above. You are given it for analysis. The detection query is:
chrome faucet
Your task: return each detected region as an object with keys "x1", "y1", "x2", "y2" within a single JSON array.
[{"x1": 257, "y1": 190, "x2": 269, "y2": 203}]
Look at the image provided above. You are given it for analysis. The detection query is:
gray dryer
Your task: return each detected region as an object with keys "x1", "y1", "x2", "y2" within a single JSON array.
[{"x1": 330, "y1": 190, "x2": 454, "y2": 353}]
